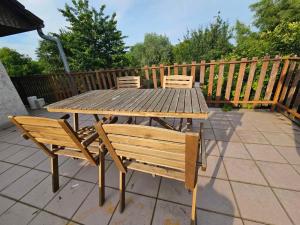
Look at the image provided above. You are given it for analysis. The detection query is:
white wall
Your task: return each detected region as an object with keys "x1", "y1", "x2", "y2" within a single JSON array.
[{"x1": 0, "y1": 60, "x2": 27, "y2": 128}]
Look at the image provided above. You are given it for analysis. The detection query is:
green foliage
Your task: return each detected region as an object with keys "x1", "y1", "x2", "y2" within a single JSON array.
[
  {"x1": 36, "y1": 0, "x2": 127, "y2": 72},
  {"x1": 250, "y1": 0, "x2": 300, "y2": 31},
  {"x1": 173, "y1": 14, "x2": 233, "y2": 63},
  {"x1": 126, "y1": 33, "x2": 173, "y2": 67},
  {"x1": 0, "y1": 47, "x2": 43, "y2": 76},
  {"x1": 222, "y1": 104, "x2": 232, "y2": 112}
]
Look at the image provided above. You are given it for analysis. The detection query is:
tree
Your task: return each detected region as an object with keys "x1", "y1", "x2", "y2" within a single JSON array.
[
  {"x1": 0, "y1": 48, "x2": 42, "y2": 76},
  {"x1": 36, "y1": 0, "x2": 127, "y2": 72},
  {"x1": 250, "y1": 0, "x2": 300, "y2": 31},
  {"x1": 127, "y1": 33, "x2": 173, "y2": 67},
  {"x1": 233, "y1": 21, "x2": 272, "y2": 57},
  {"x1": 173, "y1": 14, "x2": 233, "y2": 62}
]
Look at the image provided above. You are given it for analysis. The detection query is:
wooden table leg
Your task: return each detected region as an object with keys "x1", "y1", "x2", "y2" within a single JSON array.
[
  {"x1": 200, "y1": 123, "x2": 207, "y2": 171},
  {"x1": 73, "y1": 113, "x2": 78, "y2": 131}
]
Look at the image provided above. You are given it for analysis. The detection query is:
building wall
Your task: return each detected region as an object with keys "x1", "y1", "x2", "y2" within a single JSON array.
[{"x1": 0, "y1": 60, "x2": 27, "y2": 128}]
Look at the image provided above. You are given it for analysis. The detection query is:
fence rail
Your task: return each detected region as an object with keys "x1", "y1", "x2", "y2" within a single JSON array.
[{"x1": 10, "y1": 56, "x2": 300, "y2": 121}]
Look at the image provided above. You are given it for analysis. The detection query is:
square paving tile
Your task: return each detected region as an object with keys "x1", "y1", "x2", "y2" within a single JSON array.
[
  {"x1": 245, "y1": 143, "x2": 287, "y2": 163},
  {"x1": 204, "y1": 140, "x2": 220, "y2": 156},
  {"x1": 1, "y1": 169, "x2": 48, "y2": 199},
  {"x1": 275, "y1": 146, "x2": 300, "y2": 165},
  {"x1": 293, "y1": 165, "x2": 300, "y2": 174},
  {"x1": 230, "y1": 120, "x2": 257, "y2": 131},
  {"x1": 198, "y1": 176, "x2": 240, "y2": 216},
  {"x1": 274, "y1": 188, "x2": 300, "y2": 225},
  {"x1": 21, "y1": 175, "x2": 69, "y2": 208},
  {"x1": 199, "y1": 156, "x2": 228, "y2": 179},
  {"x1": 253, "y1": 122, "x2": 282, "y2": 132},
  {"x1": 74, "y1": 161, "x2": 111, "y2": 183},
  {"x1": 0, "y1": 165, "x2": 30, "y2": 191},
  {"x1": 45, "y1": 179, "x2": 94, "y2": 219},
  {"x1": 237, "y1": 131, "x2": 269, "y2": 144},
  {"x1": 257, "y1": 161, "x2": 300, "y2": 190},
  {"x1": 203, "y1": 128, "x2": 215, "y2": 140},
  {"x1": 231, "y1": 182, "x2": 293, "y2": 225},
  {"x1": 4, "y1": 147, "x2": 37, "y2": 164},
  {"x1": 127, "y1": 171, "x2": 161, "y2": 197},
  {"x1": 262, "y1": 132, "x2": 298, "y2": 147},
  {"x1": 0, "y1": 196, "x2": 15, "y2": 215},
  {"x1": 213, "y1": 129, "x2": 241, "y2": 142},
  {"x1": 152, "y1": 200, "x2": 191, "y2": 225},
  {"x1": 35, "y1": 156, "x2": 68, "y2": 172},
  {"x1": 217, "y1": 141, "x2": 251, "y2": 159},
  {"x1": 0, "y1": 203, "x2": 38, "y2": 225},
  {"x1": 59, "y1": 158, "x2": 87, "y2": 177},
  {"x1": 243, "y1": 220, "x2": 268, "y2": 225},
  {"x1": 197, "y1": 209, "x2": 243, "y2": 225},
  {"x1": 19, "y1": 151, "x2": 48, "y2": 168},
  {"x1": 210, "y1": 120, "x2": 232, "y2": 129},
  {"x1": 223, "y1": 158, "x2": 267, "y2": 185},
  {"x1": 0, "y1": 142, "x2": 12, "y2": 152},
  {"x1": 73, "y1": 186, "x2": 118, "y2": 225},
  {"x1": 0, "y1": 161, "x2": 13, "y2": 174},
  {"x1": 105, "y1": 164, "x2": 133, "y2": 188},
  {"x1": 28, "y1": 211, "x2": 68, "y2": 225},
  {"x1": 0, "y1": 144, "x2": 25, "y2": 160},
  {"x1": 109, "y1": 192, "x2": 155, "y2": 225},
  {"x1": 158, "y1": 178, "x2": 192, "y2": 205}
]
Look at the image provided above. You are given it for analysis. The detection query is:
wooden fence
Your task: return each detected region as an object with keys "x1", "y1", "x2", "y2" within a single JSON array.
[{"x1": 10, "y1": 56, "x2": 300, "y2": 120}]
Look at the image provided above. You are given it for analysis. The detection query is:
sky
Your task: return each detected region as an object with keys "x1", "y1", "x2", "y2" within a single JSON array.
[{"x1": 0, "y1": 0, "x2": 256, "y2": 60}]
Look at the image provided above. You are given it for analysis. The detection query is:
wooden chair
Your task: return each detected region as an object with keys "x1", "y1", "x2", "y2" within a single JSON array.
[
  {"x1": 117, "y1": 76, "x2": 141, "y2": 89},
  {"x1": 162, "y1": 75, "x2": 193, "y2": 89},
  {"x1": 95, "y1": 123, "x2": 201, "y2": 225},
  {"x1": 8, "y1": 114, "x2": 111, "y2": 206},
  {"x1": 150, "y1": 75, "x2": 194, "y2": 130}
]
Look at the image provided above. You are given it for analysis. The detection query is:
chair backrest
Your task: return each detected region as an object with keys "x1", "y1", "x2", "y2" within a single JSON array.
[
  {"x1": 9, "y1": 116, "x2": 97, "y2": 165},
  {"x1": 96, "y1": 123, "x2": 199, "y2": 190},
  {"x1": 163, "y1": 75, "x2": 193, "y2": 89},
  {"x1": 117, "y1": 76, "x2": 141, "y2": 89}
]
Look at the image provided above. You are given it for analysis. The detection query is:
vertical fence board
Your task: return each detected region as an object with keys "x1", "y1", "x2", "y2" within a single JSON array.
[
  {"x1": 182, "y1": 63, "x2": 187, "y2": 75},
  {"x1": 159, "y1": 64, "x2": 164, "y2": 86},
  {"x1": 225, "y1": 60, "x2": 236, "y2": 101},
  {"x1": 216, "y1": 60, "x2": 225, "y2": 103},
  {"x1": 152, "y1": 65, "x2": 157, "y2": 89},
  {"x1": 286, "y1": 64, "x2": 300, "y2": 107},
  {"x1": 243, "y1": 57, "x2": 258, "y2": 103},
  {"x1": 191, "y1": 61, "x2": 196, "y2": 84},
  {"x1": 279, "y1": 61, "x2": 297, "y2": 103},
  {"x1": 272, "y1": 59, "x2": 290, "y2": 110},
  {"x1": 234, "y1": 58, "x2": 247, "y2": 105},
  {"x1": 174, "y1": 63, "x2": 178, "y2": 75},
  {"x1": 200, "y1": 60, "x2": 206, "y2": 86},
  {"x1": 254, "y1": 56, "x2": 270, "y2": 102},
  {"x1": 207, "y1": 60, "x2": 215, "y2": 101},
  {"x1": 264, "y1": 56, "x2": 281, "y2": 101}
]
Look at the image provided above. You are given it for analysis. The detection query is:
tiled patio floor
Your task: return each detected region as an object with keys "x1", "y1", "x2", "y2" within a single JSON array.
[{"x1": 0, "y1": 109, "x2": 299, "y2": 225}]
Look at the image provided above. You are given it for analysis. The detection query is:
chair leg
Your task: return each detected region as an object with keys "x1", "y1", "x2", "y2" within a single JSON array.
[
  {"x1": 191, "y1": 184, "x2": 198, "y2": 225},
  {"x1": 51, "y1": 156, "x2": 59, "y2": 193},
  {"x1": 99, "y1": 151, "x2": 105, "y2": 206},
  {"x1": 119, "y1": 171, "x2": 125, "y2": 213}
]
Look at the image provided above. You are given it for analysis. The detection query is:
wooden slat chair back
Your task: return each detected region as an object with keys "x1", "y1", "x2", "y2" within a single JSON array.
[
  {"x1": 117, "y1": 76, "x2": 141, "y2": 89},
  {"x1": 9, "y1": 115, "x2": 107, "y2": 206},
  {"x1": 163, "y1": 75, "x2": 193, "y2": 89},
  {"x1": 96, "y1": 123, "x2": 200, "y2": 223}
]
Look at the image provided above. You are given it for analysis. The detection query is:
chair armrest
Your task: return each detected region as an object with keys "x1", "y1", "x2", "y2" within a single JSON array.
[
  {"x1": 60, "y1": 114, "x2": 70, "y2": 120},
  {"x1": 81, "y1": 132, "x2": 99, "y2": 147}
]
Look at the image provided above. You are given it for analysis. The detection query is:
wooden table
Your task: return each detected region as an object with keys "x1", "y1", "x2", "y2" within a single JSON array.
[
  {"x1": 47, "y1": 88, "x2": 209, "y2": 169},
  {"x1": 47, "y1": 88, "x2": 209, "y2": 120}
]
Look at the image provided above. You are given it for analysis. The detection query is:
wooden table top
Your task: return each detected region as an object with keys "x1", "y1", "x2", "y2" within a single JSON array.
[{"x1": 47, "y1": 88, "x2": 209, "y2": 119}]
